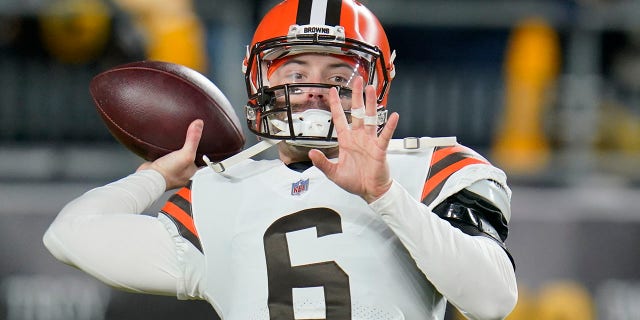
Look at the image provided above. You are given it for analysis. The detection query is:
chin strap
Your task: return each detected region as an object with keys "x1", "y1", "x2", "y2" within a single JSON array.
[
  {"x1": 203, "y1": 139, "x2": 279, "y2": 173},
  {"x1": 204, "y1": 136, "x2": 457, "y2": 174}
]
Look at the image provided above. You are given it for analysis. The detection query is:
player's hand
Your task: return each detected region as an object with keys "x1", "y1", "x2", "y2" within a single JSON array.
[
  {"x1": 309, "y1": 77, "x2": 399, "y2": 203},
  {"x1": 137, "y1": 119, "x2": 203, "y2": 190}
]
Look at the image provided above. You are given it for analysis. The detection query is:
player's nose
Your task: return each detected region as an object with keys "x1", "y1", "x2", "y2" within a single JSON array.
[{"x1": 305, "y1": 86, "x2": 329, "y2": 100}]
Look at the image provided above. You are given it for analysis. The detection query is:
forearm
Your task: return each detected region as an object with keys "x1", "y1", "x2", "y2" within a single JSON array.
[
  {"x1": 370, "y1": 181, "x2": 517, "y2": 320},
  {"x1": 55, "y1": 169, "x2": 167, "y2": 220},
  {"x1": 43, "y1": 169, "x2": 181, "y2": 295}
]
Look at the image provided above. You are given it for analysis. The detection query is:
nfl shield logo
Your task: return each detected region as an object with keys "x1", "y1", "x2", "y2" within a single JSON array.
[{"x1": 291, "y1": 178, "x2": 309, "y2": 195}]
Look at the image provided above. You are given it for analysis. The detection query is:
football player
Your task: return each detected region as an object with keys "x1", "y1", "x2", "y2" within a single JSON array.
[{"x1": 44, "y1": 0, "x2": 517, "y2": 319}]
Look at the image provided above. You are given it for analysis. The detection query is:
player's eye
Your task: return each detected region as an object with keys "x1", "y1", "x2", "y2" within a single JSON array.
[
  {"x1": 329, "y1": 75, "x2": 349, "y2": 85},
  {"x1": 289, "y1": 72, "x2": 305, "y2": 82}
]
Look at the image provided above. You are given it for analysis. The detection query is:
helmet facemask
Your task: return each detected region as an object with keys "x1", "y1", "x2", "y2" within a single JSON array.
[
  {"x1": 245, "y1": 83, "x2": 387, "y2": 148},
  {"x1": 244, "y1": 25, "x2": 391, "y2": 147}
]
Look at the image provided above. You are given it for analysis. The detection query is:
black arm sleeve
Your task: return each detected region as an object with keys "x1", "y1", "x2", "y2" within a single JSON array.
[{"x1": 432, "y1": 188, "x2": 515, "y2": 268}]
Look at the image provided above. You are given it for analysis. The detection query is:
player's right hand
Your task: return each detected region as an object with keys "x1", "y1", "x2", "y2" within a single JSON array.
[
  {"x1": 309, "y1": 77, "x2": 398, "y2": 204},
  {"x1": 137, "y1": 119, "x2": 203, "y2": 190}
]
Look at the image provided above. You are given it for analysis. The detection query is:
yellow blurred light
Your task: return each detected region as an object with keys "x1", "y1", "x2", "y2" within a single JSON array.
[
  {"x1": 39, "y1": 0, "x2": 111, "y2": 64},
  {"x1": 492, "y1": 18, "x2": 561, "y2": 175}
]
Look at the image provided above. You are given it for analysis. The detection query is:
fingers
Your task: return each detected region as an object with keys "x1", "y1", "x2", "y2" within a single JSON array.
[
  {"x1": 349, "y1": 76, "x2": 378, "y2": 134},
  {"x1": 378, "y1": 112, "x2": 399, "y2": 150},
  {"x1": 142, "y1": 119, "x2": 202, "y2": 190},
  {"x1": 329, "y1": 88, "x2": 350, "y2": 133},
  {"x1": 330, "y1": 76, "x2": 381, "y2": 138},
  {"x1": 363, "y1": 84, "x2": 378, "y2": 135},
  {"x1": 349, "y1": 76, "x2": 365, "y2": 130}
]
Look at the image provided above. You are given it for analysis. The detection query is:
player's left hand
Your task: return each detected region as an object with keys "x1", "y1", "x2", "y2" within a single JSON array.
[{"x1": 309, "y1": 76, "x2": 399, "y2": 203}]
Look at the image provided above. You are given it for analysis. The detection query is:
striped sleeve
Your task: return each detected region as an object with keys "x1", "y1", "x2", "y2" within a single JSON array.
[
  {"x1": 159, "y1": 181, "x2": 203, "y2": 253},
  {"x1": 421, "y1": 145, "x2": 491, "y2": 206}
]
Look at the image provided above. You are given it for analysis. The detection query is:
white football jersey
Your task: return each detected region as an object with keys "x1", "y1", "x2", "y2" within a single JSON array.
[{"x1": 158, "y1": 142, "x2": 510, "y2": 320}]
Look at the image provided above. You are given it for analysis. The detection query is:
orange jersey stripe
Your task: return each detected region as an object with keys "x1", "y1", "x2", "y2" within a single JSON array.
[
  {"x1": 177, "y1": 186, "x2": 191, "y2": 201},
  {"x1": 431, "y1": 145, "x2": 475, "y2": 164},
  {"x1": 421, "y1": 157, "x2": 489, "y2": 201},
  {"x1": 161, "y1": 201, "x2": 199, "y2": 237}
]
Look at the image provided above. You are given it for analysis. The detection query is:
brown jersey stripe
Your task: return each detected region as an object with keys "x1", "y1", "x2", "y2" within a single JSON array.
[
  {"x1": 431, "y1": 145, "x2": 470, "y2": 165},
  {"x1": 160, "y1": 184, "x2": 203, "y2": 252},
  {"x1": 176, "y1": 186, "x2": 191, "y2": 202},
  {"x1": 431, "y1": 145, "x2": 481, "y2": 164},
  {"x1": 161, "y1": 200, "x2": 197, "y2": 236},
  {"x1": 429, "y1": 148, "x2": 484, "y2": 176},
  {"x1": 421, "y1": 146, "x2": 490, "y2": 205}
]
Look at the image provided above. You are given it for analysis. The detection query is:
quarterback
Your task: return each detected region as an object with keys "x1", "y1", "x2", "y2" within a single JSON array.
[{"x1": 43, "y1": 0, "x2": 517, "y2": 319}]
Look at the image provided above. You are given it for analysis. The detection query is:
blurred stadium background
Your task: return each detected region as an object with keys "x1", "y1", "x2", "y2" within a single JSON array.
[{"x1": 0, "y1": 0, "x2": 639, "y2": 319}]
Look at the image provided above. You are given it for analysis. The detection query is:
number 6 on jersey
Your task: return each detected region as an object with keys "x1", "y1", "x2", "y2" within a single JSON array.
[{"x1": 263, "y1": 208, "x2": 351, "y2": 319}]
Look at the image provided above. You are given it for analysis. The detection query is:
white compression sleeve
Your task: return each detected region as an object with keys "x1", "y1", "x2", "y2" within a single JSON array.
[
  {"x1": 370, "y1": 181, "x2": 518, "y2": 320},
  {"x1": 43, "y1": 169, "x2": 182, "y2": 296}
]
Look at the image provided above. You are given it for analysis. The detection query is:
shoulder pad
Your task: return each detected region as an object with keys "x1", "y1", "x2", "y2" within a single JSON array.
[
  {"x1": 466, "y1": 179, "x2": 511, "y2": 222},
  {"x1": 422, "y1": 144, "x2": 491, "y2": 205}
]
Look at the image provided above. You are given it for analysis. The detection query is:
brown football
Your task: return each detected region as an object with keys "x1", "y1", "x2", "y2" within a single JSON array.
[{"x1": 90, "y1": 60, "x2": 245, "y2": 166}]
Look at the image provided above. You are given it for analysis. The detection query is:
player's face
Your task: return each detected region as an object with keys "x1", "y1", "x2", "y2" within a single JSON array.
[
  {"x1": 267, "y1": 54, "x2": 364, "y2": 113},
  {"x1": 256, "y1": 53, "x2": 368, "y2": 145}
]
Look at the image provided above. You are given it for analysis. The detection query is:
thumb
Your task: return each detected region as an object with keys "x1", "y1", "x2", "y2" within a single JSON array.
[
  {"x1": 309, "y1": 149, "x2": 333, "y2": 176},
  {"x1": 182, "y1": 119, "x2": 204, "y2": 156}
]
